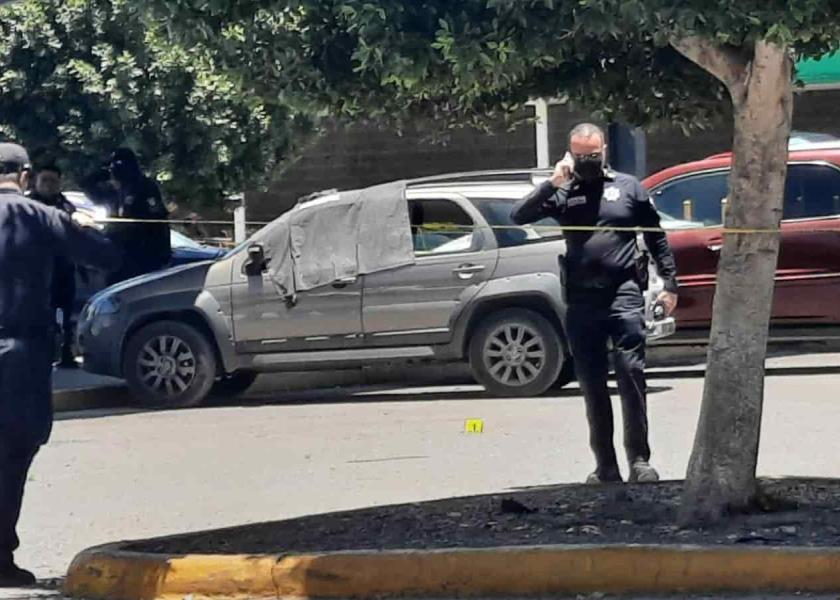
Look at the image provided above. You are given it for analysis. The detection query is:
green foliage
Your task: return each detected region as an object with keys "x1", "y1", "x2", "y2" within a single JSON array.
[
  {"x1": 150, "y1": 0, "x2": 840, "y2": 134},
  {"x1": 10, "y1": 0, "x2": 836, "y2": 199},
  {"x1": 0, "y1": 0, "x2": 314, "y2": 207}
]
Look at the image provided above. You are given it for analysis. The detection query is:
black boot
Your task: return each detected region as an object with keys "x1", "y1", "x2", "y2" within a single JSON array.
[
  {"x1": 58, "y1": 331, "x2": 78, "y2": 368},
  {"x1": 58, "y1": 349, "x2": 78, "y2": 369},
  {"x1": 0, "y1": 562, "x2": 36, "y2": 587}
]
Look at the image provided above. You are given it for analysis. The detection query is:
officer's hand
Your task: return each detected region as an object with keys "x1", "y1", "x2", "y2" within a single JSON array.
[
  {"x1": 550, "y1": 152, "x2": 575, "y2": 188},
  {"x1": 657, "y1": 291, "x2": 678, "y2": 317}
]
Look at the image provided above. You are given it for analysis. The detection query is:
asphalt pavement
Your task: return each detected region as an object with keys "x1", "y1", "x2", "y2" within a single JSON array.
[{"x1": 7, "y1": 353, "x2": 840, "y2": 599}]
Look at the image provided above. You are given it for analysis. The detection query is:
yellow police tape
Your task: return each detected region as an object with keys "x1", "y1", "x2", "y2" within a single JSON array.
[{"x1": 94, "y1": 216, "x2": 786, "y2": 235}]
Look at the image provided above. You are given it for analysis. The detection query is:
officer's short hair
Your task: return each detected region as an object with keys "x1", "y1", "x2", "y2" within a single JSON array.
[{"x1": 569, "y1": 123, "x2": 606, "y2": 145}]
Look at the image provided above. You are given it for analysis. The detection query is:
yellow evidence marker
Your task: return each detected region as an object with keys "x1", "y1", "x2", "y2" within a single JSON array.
[{"x1": 465, "y1": 419, "x2": 485, "y2": 434}]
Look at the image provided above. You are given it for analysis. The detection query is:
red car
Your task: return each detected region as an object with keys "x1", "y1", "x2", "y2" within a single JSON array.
[{"x1": 644, "y1": 141, "x2": 840, "y2": 342}]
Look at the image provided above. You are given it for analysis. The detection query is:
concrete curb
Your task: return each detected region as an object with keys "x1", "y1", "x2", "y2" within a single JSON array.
[
  {"x1": 53, "y1": 385, "x2": 132, "y2": 413},
  {"x1": 64, "y1": 541, "x2": 840, "y2": 599}
]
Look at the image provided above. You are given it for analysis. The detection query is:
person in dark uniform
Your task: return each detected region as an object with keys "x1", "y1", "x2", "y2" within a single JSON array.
[
  {"x1": 79, "y1": 163, "x2": 118, "y2": 213},
  {"x1": 511, "y1": 123, "x2": 679, "y2": 485},
  {"x1": 105, "y1": 148, "x2": 171, "y2": 284},
  {"x1": 0, "y1": 143, "x2": 119, "y2": 586},
  {"x1": 28, "y1": 164, "x2": 80, "y2": 368}
]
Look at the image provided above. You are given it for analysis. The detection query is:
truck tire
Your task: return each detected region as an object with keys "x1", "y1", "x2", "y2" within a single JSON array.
[
  {"x1": 211, "y1": 371, "x2": 259, "y2": 399},
  {"x1": 123, "y1": 320, "x2": 217, "y2": 409},
  {"x1": 469, "y1": 308, "x2": 563, "y2": 397}
]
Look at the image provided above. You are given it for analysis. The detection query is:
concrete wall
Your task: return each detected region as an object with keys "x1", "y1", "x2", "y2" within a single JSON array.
[{"x1": 246, "y1": 90, "x2": 840, "y2": 221}]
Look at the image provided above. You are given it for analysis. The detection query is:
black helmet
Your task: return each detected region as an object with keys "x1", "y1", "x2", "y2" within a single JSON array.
[{"x1": 109, "y1": 147, "x2": 141, "y2": 181}]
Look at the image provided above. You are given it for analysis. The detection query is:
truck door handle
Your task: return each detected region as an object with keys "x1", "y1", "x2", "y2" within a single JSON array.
[
  {"x1": 453, "y1": 264, "x2": 486, "y2": 280},
  {"x1": 706, "y1": 243, "x2": 723, "y2": 253},
  {"x1": 332, "y1": 276, "x2": 358, "y2": 289}
]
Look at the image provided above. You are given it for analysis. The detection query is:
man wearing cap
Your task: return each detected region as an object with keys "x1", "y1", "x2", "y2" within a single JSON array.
[
  {"x1": 106, "y1": 148, "x2": 171, "y2": 284},
  {"x1": 0, "y1": 143, "x2": 119, "y2": 586}
]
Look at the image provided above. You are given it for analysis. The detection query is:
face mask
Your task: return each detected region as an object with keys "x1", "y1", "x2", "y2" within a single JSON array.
[{"x1": 574, "y1": 154, "x2": 604, "y2": 183}]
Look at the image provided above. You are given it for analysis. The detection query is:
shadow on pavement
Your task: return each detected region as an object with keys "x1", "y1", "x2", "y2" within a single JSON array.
[
  {"x1": 55, "y1": 350, "x2": 840, "y2": 422},
  {"x1": 206, "y1": 383, "x2": 673, "y2": 409},
  {"x1": 54, "y1": 380, "x2": 673, "y2": 420},
  {"x1": 647, "y1": 364, "x2": 840, "y2": 380}
]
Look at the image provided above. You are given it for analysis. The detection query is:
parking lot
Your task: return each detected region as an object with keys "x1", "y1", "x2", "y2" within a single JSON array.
[{"x1": 8, "y1": 352, "x2": 839, "y2": 585}]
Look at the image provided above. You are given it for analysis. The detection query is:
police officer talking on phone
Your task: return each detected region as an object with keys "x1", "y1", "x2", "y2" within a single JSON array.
[{"x1": 511, "y1": 123, "x2": 678, "y2": 484}]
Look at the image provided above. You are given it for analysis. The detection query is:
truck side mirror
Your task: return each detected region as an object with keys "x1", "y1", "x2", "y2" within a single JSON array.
[{"x1": 243, "y1": 243, "x2": 267, "y2": 277}]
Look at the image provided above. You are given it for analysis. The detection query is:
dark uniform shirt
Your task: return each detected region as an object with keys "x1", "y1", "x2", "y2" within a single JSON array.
[
  {"x1": 27, "y1": 191, "x2": 78, "y2": 312},
  {"x1": 511, "y1": 171, "x2": 678, "y2": 294},
  {"x1": 107, "y1": 176, "x2": 171, "y2": 283},
  {"x1": 0, "y1": 189, "x2": 119, "y2": 445}
]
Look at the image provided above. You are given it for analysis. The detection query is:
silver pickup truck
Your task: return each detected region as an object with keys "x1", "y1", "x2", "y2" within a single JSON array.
[{"x1": 78, "y1": 172, "x2": 676, "y2": 408}]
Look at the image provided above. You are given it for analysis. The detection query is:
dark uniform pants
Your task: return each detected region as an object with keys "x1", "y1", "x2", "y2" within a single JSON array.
[
  {"x1": 0, "y1": 442, "x2": 37, "y2": 566},
  {"x1": 565, "y1": 279, "x2": 651, "y2": 474},
  {"x1": 0, "y1": 338, "x2": 53, "y2": 564}
]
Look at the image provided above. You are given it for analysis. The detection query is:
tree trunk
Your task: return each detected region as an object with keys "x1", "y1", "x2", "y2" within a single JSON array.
[{"x1": 676, "y1": 41, "x2": 793, "y2": 524}]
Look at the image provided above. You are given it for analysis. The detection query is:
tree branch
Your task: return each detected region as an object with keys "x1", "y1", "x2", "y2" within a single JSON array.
[{"x1": 671, "y1": 35, "x2": 749, "y2": 94}]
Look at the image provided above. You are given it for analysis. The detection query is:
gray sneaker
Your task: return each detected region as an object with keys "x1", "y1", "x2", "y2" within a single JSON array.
[
  {"x1": 628, "y1": 460, "x2": 660, "y2": 483},
  {"x1": 586, "y1": 468, "x2": 623, "y2": 485}
]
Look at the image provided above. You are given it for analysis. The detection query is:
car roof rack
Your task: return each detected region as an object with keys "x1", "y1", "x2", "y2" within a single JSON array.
[
  {"x1": 407, "y1": 169, "x2": 552, "y2": 186},
  {"x1": 294, "y1": 170, "x2": 551, "y2": 207}
]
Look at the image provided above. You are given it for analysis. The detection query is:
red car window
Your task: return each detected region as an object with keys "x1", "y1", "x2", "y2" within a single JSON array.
[
  {"x1": 783, "y1": 164, "x2": 840, "y2": 219},
  {"x1": 651, "y1": 171, "x2": 728, "y2": 226},
  {"x1": 652, "y1": 163, "x2": 840, "y2": 225}
]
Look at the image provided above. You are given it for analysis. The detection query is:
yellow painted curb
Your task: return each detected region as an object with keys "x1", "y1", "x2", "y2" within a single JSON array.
[
  {"x1": 65, "y1": 545, "x2": 278, "y2": 600},
  {"x1": 65, "y1": 542, "x2": 840, "y2": 600}
]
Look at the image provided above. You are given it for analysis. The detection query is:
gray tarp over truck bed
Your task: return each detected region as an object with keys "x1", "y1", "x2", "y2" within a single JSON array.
[{"x1": 265, "y1": 181, "x2": 415, "y2": 299}]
